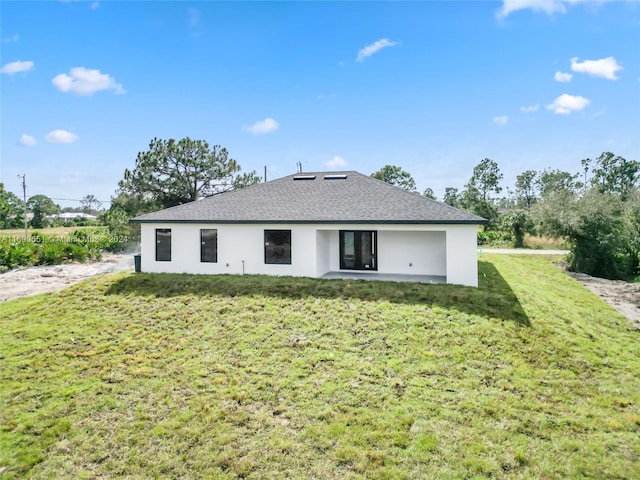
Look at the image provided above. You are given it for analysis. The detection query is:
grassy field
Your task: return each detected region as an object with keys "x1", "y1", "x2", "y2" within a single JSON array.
[
  {"x1": 0, "y1": 226, "x2": 100, "y2": 238},
  {"x1": 1, "y1": 255, "x2": 638, "y2": 479},
  {"x1": 522, "y1": 234, "x2": 567, "y2": 250}
]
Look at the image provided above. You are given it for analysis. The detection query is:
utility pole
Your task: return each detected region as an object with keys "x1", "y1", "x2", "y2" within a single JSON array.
[
  {"x1": 18, "y1": 174, "x2": 27, "y2": 237},
  {"x1": 264, "y1": 165, "x2": 267, "y2": 183}
]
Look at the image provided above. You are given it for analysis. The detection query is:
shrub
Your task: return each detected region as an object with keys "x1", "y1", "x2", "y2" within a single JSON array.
[
  {"x1": 37, "y1": 242, "x2": 67, "y2": 265},
  {"x1": 477, "y1": 230, "x2": 511, "y2": 246},
  {"x1": 0, "y1": 229, "x2": 119, "y2": 271},
  {"x1": 499, "y1": 210, "x2": 534, "y2": 248},
  {"x1": 534, "y1": 188, "x2": 640, "y2": 280},
  {"x1": 0, "y1": 239, "x2": 37, "y2": 269}
]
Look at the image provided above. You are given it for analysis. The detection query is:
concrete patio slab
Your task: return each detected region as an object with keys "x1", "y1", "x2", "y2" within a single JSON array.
[{"x1": 320, "y1": 271, "x2": 446, "y2": 284}]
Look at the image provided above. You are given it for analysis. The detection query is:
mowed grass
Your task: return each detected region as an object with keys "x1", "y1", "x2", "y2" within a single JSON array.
[{"x1": 1, "y1": 255, "x2": 638, "y2": 479}]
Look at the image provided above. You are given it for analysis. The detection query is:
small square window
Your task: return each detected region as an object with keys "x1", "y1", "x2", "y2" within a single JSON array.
[{"x1": 264, "y1": 230, "x2": 291, "y2": 264}]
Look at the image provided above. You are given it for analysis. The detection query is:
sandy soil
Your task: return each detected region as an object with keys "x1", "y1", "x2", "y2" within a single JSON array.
[
  {"x1": 0, "y1": 254, "x2": 133, "y2": 302},
  {"x1": 1, "y1": 253, "x2": 638, "y2": 330},
  {"x1": 568, "y1": 272, "x2": 640, "y2": 329}
]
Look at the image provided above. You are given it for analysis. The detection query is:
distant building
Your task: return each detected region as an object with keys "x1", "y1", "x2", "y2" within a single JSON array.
[{"x1": 58, "y1": 212, "x2": 98, "y2": 221}]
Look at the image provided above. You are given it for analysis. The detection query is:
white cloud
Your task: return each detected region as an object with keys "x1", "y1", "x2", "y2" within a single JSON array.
[
  {"x1": 1, "y1": 60, "x2": 34, "y2": 75},
  {"x1": 52, "y1": 67, "x2": 125, "y2": 95},
  {"x1": 493, "y1": 115, "x2": 509, "y2": 125},
  {"x1": 496, "y1": 0, "x2": 623, "y2": 18},
  {"x1": 20, "y1": 134, "x2": 36, "y2": 146},
  {"x1": 497, "y1": 0, "x2": 566, "y2": 18},
  {"x1": 554, "y1": 71, "x2": 573, "y2": 82},
  {"x1": 325, "y1": 156, "x2": 348, "y2": 169},
  {"x1": 61, "y1": 0, "x2": 100, "y2": 9},
  {"x1": 520, "y1": 104, "x2": 540, "y2": 113},
  {"x1": 497, "y1": 0, "x2": 626, "y2": 19},
  {"x1": 570, "y1": 56, "x2": 623, "y2": 80},
  {"x1": 3, "y1": 34, "x2": 19, "y2": 43},
  {"x1": 187, "y1": 8, "x2": 201, "y2": 27},
  {"x1": 244, "y1": 118, "x2": 279, "y2": 135},
  {"x1": 546, "y1": 93, "x2": 590, "y2": 114},
  {"x1": 356, "y1": 38, "x2": 398, "y2": 62},
  {"x1": 45, "y1": 129, "x2": 78, "y2": 144}
]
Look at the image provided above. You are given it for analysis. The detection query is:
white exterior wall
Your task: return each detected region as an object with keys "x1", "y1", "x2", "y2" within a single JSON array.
[
  {"x1": 139, "y1": 223, "x2": 479, "y2": 287},
  {"x1": 316, "y1": 230, "x2": 331, "y2": 276},
  {"x1": 325, "y1": 230, "x2": 340, "y2": 273},
  {"x1": 140, "y1": 223, "x2": 318, "y2": 277},
  {"x1": 377, "y1": 230, "x2": 446, "y2": 276},
  {"x1": 445, "y1": 225, "x2": 479, "y2": 287}
]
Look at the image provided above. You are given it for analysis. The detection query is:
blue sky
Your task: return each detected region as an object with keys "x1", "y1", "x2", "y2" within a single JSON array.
[{"x1": 1, "y1": 0, "x2": 639, "y2": 207}]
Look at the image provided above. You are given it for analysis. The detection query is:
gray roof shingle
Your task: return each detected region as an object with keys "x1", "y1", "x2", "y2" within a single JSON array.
[{"x1": 130, "y1": 171, "x2": 486, "y2": 224}]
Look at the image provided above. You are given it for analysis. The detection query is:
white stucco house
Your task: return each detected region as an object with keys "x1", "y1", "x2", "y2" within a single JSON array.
[
  {"x1": 131, "y1": 171, "x2": 486, "y2": 287},
  {"x1": 58, "y1": 212, "x2": 98, "y2": 221}
]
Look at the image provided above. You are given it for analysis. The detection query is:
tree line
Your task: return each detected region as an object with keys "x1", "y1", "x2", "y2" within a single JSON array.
[
  {"x1": 3, "y1": 136, "x2": 637, "y2": 280},
  {"x1": 0, "y1": 189, "x2": 103, "y2": 229},
  {"x1": 0, "y1": 138, "x2": 260, "y2": 232},
  {"x1": 372, "y1": 152, "x2": 640, "y2": 280}
]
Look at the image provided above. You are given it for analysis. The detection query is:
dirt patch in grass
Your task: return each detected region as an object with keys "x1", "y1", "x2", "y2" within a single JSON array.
[
  {"x1": 568, "y1": 272, "x2": 640, "y2": 328},
  {"x1": 0, "y1": 254, "x2": 133, "y2": 302}
]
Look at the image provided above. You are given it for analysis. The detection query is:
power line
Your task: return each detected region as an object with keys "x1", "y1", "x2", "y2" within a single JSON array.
[{"x1": 49, "y1": 197, "x2": 112, "y2": 203}]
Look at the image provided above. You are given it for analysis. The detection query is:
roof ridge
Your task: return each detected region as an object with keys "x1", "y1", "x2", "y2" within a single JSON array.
[{"x1": 131, "y1": 170, "x2": 486, "y2": 224}]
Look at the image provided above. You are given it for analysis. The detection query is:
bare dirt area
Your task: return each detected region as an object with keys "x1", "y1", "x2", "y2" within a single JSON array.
[
  {"x1": 0, "y1": 253, "x2": 133, "y2": 302},
  {"x1": 568, "y1": 272, "x2": 640, "y2": 329}
]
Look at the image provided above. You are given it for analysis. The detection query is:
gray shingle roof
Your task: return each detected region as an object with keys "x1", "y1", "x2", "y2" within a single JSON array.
[{"x1": 130, "y1": 171, "x2": 486, "y2": 224}]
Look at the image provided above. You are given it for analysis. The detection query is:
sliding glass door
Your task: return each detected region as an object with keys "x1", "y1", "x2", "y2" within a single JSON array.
[{"x1": 339, "y1": 230, "x2": 377, "y2": 270}]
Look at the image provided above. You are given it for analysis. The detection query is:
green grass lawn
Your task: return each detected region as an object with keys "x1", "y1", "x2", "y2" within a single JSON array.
[{"x1": 1, "y1": 255, "x2": 638, "y2": 479}]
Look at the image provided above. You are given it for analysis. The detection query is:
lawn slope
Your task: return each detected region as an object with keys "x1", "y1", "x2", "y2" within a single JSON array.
[{"x1": 1, "y1": 255, "x2": 638, "y2": 479}]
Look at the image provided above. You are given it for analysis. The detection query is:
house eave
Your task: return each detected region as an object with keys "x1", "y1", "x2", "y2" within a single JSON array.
[{"x1": 130, "y1": 218, "x2": 487, "y2": 225}]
